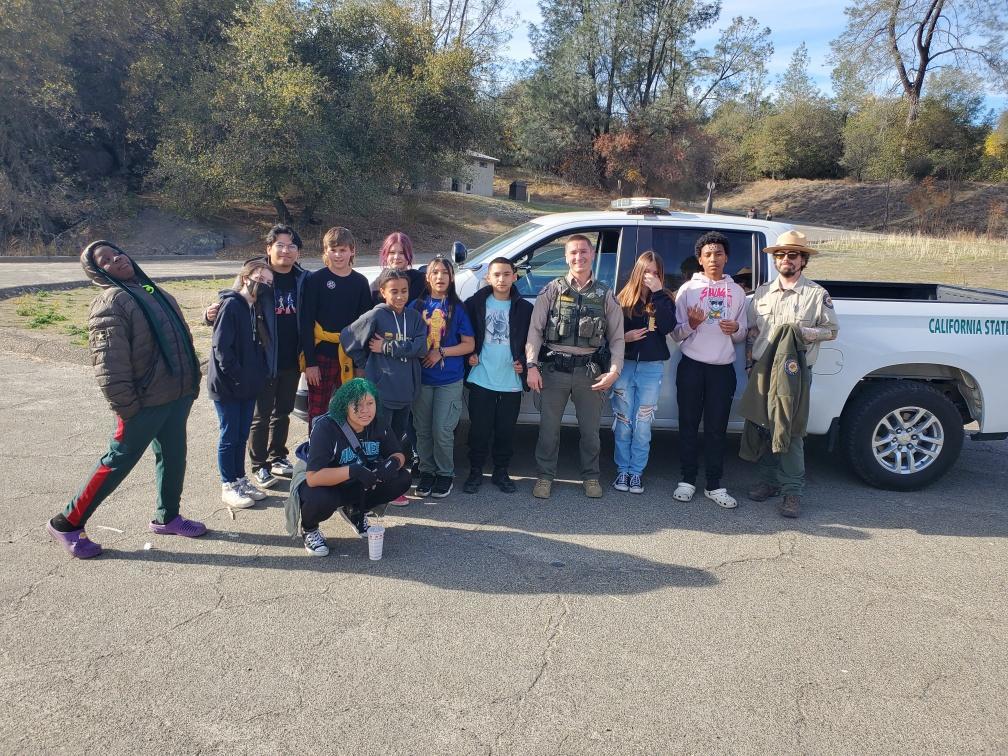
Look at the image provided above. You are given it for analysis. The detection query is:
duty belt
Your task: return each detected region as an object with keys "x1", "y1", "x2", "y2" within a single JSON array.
[{"x1": 544, "y1": 350, "x2": 596, "y2": 373}]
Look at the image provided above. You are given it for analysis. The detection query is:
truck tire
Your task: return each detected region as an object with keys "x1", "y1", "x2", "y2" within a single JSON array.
[{"x1": 840, "y1": 381, "x2": 964, "y2": 490}]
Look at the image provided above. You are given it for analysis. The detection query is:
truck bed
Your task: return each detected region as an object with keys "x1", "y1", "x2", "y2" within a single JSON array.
[{"x1": 820, "y1": 280, "x2": 1008, "y2": 304}]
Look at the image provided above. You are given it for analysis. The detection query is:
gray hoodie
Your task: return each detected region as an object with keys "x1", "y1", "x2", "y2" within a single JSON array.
[{"x1": 340, "y1": 304, "x2": 428, "y2": 409}]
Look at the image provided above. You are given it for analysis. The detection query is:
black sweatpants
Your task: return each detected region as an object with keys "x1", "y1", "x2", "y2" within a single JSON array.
[
  {"x1": 384, "y1": 404, "x2": 413, "y2": 461},
  {"x1": 297, "y1": 468, "x2": 411, "y2": 531},
  {"x1": 248, "y1": 366, "x2": 301, "y2": 471},
  {"x1": 466, "y1": 383, "x2": 522, "y2": 472},
  {"x1": 676, "y1": 354, "x2": 737, "y2": 490}
]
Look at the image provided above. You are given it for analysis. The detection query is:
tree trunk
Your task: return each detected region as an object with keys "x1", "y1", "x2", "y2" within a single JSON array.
[{"x1": 273, "y1": 195, "x2": 293, "y2": 224}]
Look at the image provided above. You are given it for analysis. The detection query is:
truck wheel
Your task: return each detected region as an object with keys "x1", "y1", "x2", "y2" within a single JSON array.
[{"x1": 841, "y1": 381, "x2": 964, "y2": 490}]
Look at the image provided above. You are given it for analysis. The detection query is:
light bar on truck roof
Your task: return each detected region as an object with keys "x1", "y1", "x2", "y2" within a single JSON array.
[{"x1": 610, "y1": 197, "x2": 671, "y2": 210}]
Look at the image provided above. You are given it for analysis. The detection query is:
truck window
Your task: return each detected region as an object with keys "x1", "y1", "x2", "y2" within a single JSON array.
[
  {"x1": 650, "y1": 228, "x2": 757, "y2": 293},
  {"x1": 514, "y1": 227, "x2": 622, "y2": 297}
]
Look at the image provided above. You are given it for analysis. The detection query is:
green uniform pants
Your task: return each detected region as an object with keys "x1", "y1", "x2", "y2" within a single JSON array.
[
  {"x1": 65, "y1": 394, "x2": 194, "y2": 527},
  {"x1": 535, "y1": 364, "x2": 604, "y2": 481},
  {"x1": 757, "y1": 435, "x2": 805, "y2": 495}
]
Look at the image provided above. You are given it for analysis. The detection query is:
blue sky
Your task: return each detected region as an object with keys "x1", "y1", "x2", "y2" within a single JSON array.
[{"x1": 500, "y1": 0, "x2": 1006, "y2": 112}]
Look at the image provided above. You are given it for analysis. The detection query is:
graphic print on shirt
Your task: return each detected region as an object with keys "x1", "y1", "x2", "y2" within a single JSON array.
[
  {"x1": 337, "y1": 440, "x2": 380, "y2": 465},
  {"x1": 699, "y1": 284, "x2": 733, "y2": 321},
  {"x1": 275, "y1": 288, "x2": 297, "y2": 316},
  {"x1": 424, "y1": 304, "x2": 447, "y2": 350},
  {"x1": 485, "y1": 308, "x2": 509, "y2": 345}
]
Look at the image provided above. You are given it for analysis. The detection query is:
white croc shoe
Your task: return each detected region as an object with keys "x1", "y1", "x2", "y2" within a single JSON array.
[
  {"x1": 673, "y1": 482, "x2": 696, "y2": 502},
  {"x1": 704, "y1": 488, "x2": 738, "y2": 509}
]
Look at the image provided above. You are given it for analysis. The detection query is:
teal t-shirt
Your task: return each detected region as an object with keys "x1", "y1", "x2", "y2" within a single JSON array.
[{"x1": 469, "y1": 296, "x2": 521, "y2": 392}]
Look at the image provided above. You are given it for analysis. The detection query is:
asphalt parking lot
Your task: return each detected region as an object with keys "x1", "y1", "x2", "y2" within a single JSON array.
[{"x1": 2, "y1": 350, "x2": 1007, "y2": 754}]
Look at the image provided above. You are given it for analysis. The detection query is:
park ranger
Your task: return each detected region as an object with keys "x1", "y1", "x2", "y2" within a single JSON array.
[
  {"x1": 745, "y1": 230, "x2": 839, "y2": 518},
  {"x1": 525, "y1": 234, "x2": 625, "y2": 499}
]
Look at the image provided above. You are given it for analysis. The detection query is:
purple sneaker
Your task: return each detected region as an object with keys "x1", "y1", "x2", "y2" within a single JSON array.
[
  {"x1": 47, "y1": 522, "x2": 103, "y2": 559},
  {"x1": 149, "y1": 515, "x2": 207, "y2": 538}
]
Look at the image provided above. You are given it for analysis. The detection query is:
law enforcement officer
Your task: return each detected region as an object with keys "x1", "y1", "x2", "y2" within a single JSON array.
[
  {"x1": 745, "y1": 230, "x2": 839, "y2": 517},
  {"x1": 525, "y1": 235, "x2": 625, "y2": 499}
]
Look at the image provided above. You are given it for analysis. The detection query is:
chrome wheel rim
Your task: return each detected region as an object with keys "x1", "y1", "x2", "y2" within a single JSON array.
[{"x1": 871, "y1": 406, "x2": 944, "y2": 475}]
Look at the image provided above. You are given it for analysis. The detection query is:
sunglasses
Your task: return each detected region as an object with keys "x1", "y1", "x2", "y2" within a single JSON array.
[{"x1": 772, "y1": 251, "x2": 803, "y2": 260}]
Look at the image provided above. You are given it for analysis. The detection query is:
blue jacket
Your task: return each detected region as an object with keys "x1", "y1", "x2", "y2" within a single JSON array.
[{"x1": 207, "y1": 290, "x2": 269, "y2": 401}]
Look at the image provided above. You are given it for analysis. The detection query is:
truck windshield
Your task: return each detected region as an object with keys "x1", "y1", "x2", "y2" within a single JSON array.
[{"x1": 466, "y1": 222, "x2": 542, "y2": 267}]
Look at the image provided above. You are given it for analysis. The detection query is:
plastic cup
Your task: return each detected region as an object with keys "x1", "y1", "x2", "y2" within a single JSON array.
[{"x1": 367, "y1": 525, "x2": 385, "y2": 561}]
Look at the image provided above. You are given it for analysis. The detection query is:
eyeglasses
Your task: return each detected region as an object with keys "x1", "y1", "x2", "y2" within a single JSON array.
[
  {"x1": 271, "y1": 243, "x2": 299, "y2": 252},
  {"x1": 772, "y1": 251, "x2": 803, "y2": 260}
]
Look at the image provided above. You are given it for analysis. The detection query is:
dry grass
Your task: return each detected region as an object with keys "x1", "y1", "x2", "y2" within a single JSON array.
[
  {"x1": 716, "y1": 178, "x2": 1008, "y2": 236},
  {"x1": 812, "y1": 231, "x2": 1008, "y2": 288},
  {"x1": 0, "y1": 278, "x2": 229, "y2": 357}
]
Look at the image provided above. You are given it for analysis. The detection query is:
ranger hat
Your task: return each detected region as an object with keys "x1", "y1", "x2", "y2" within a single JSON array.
[{"x1": 763, "y1": 230, "x2": 819, "y2": 256}]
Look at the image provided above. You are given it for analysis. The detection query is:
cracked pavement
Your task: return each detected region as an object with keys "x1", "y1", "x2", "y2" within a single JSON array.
[{"x1": 2, "y1": 351, "x2": 1007, "y2": 754}]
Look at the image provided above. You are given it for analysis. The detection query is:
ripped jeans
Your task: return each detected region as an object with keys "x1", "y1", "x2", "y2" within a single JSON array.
[{"x1": 610, "y1": 360, "x2": 666, "y2": 475}]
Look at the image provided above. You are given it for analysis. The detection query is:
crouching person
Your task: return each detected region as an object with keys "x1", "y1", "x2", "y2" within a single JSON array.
[
  {"x1": 48, "y1": 241, "x2": 205, "y2": 558},
  {"x1": 292, "y1": 379, "x2": 410, "y2": 556}
]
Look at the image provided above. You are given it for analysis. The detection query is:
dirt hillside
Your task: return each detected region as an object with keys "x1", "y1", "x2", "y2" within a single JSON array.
[{"x1": 715, "y1": 179, "x2": 1008, "y2": 235}]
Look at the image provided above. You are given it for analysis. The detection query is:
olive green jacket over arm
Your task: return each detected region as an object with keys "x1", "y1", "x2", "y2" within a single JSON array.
[{"x1": 739, "y1": 323, "x2": 811, "y2": 461}]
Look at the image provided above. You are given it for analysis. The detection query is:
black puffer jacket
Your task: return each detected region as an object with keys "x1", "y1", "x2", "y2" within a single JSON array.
[{"x1": 81, "y1": 242, "x2": 200, "y2": 420}]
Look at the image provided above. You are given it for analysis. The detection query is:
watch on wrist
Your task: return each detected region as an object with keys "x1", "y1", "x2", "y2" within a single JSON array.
[
  {"x1": 527, "y1": 362, "x2": 539, "y2": 369},
  {"x1": 438, "y1": 346, "x2": 446, "y2": 359}
]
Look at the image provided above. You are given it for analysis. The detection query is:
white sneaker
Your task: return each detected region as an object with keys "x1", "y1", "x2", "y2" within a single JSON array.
[
  {"x1": 704, "y1": 487, "x2": 738, "y2": 509},
  {"x1": 222, "y1": 482, "x2": 254, "y2": 509},
  {"x1": 237, "y1": 476, "x2": 267, "y2": 501}
]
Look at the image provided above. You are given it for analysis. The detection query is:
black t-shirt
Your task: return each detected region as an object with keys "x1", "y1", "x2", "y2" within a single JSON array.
[
  {"x1": 300, "y1": 268, "x2": 372, "y2": 365},
  {"x1": 272, "y1": 269, "x2": 300, "y2": 370},
  {"x1": 306, "y1": 415, "x2": 401, "y2": 474}
]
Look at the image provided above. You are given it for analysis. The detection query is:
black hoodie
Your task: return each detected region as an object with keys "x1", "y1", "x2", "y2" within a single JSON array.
[{"x1": 207, "y1": 290, "x2": 269, "y2": 402}]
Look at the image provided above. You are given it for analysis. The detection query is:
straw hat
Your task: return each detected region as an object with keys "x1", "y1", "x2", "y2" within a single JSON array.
[{"x1": 763, "y1": 230, "x2": 818, "y2": 256}]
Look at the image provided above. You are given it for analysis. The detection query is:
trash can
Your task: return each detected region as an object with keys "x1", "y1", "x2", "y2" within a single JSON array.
[{"x1": 509, "y1": 181, "x2": 528, "y2": 202}]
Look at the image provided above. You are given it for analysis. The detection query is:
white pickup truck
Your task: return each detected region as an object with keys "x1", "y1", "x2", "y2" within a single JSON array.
[
  {"x1": 445, "y1": 200, "x2": 1008, "y2": 491},
  {"x1": 297, "y1": 199, "x2": 1008, "y2": 490}
]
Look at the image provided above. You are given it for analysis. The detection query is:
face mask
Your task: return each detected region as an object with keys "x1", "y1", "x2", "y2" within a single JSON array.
[{"x1": 247, "y1": 279, "x2": 272, "y2": 299}]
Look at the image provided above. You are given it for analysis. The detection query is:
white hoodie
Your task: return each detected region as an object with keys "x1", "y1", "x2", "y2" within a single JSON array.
[{"x1": 673, "y1": 273, "x2": 748, "y2": 365}]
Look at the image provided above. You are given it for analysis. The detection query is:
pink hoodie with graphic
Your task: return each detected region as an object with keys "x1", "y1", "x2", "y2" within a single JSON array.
[{"x1": 673, "y1": 273, "x2": 748, "y2": 365}]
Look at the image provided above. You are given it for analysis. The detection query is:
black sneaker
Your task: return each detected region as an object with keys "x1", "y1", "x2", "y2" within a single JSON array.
[
  {"x1": 463, "y1": 469, "x2": 483, "y2": 494},
  {"x1": 431, "y1": 475, "x2": 453, "y2": 498},
  {"x1": 415, "y1": 472, "x2": 435, "y2": 497},
  {"x1": 337, "y1": 507, "x2": 370, "y2": 538},
  {"x1": 491, "y1": 468, "x2": 516, "y2": 493},
  {"x1": 303, "y1": 528, "x2": 330, "y2": 556},
  {"x1": 254, "y1": 467, "x2": 277, "y2": 489}
]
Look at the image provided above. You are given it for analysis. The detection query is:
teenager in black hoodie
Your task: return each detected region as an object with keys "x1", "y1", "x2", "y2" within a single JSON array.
[
  {"x1": 208, "y1": 260, "x2": 273, "y2": 509},
  {"x1": 462, "y1": 258, "x2": 533, "y2": 494}
]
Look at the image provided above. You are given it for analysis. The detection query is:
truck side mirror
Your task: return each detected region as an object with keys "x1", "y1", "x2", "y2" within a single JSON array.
[{"x1": 452, "y1": 241, "x2": 467, "y2": 265}]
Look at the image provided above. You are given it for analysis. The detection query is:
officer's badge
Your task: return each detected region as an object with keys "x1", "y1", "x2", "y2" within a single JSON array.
[{"x1": 785, "y1": 358, "x2": 799, "y2": 376}]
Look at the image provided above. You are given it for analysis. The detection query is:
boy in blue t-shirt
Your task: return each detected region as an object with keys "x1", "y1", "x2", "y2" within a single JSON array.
[
  {"x1": 410, "y1": 257, "x2": 475, "y2": 498},
  {"x1": 463, "y1": 258, "x2": 534, "y2": 494}
]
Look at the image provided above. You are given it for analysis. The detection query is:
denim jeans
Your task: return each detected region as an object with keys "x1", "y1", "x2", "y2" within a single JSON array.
[
  {"x1": 214, "y1": 399, "x2": 256, "y2": 483},
  {"x1": 413, "y1": 381, "x2": 464, "y2": 477},
  {"x1": 610, "y1": 360, "x2": 665, "y2": 475}
]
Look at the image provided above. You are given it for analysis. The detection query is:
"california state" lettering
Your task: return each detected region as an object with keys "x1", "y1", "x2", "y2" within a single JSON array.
[{"x1": 928, "y1": 318, "x2": 1008, "y2": 335}]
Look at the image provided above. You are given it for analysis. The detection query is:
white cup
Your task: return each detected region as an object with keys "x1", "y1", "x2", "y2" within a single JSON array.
[{"x1": 367, "y1": 525, "x2": 385, "y2": 560}]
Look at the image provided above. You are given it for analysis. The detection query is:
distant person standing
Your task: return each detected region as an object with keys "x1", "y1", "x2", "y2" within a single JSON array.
[
  {"x1": 300, "y1": 226, "x2": 373, "y2": 429},
  {"x1": 525, "y1": 235, "x2": 625, "y2": 499},
  {"x1": 48, "y1": 242, "x2": 205, "y2": 559},
  {"x1": 672, "y1": 231, "x2": 747, "y2": 509},
  {"x1": 746, "y1": 207, "x2": 757, "y2": 219},
  {"x1": 744, "y1": 230, "x2": 839, "y2": 518},
  {"x1": 204, "y1": 224, "x2": 309, "y2": 490},
  {"x1": 765, "y1": 210, "x2": 773, "y2": 221}
]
